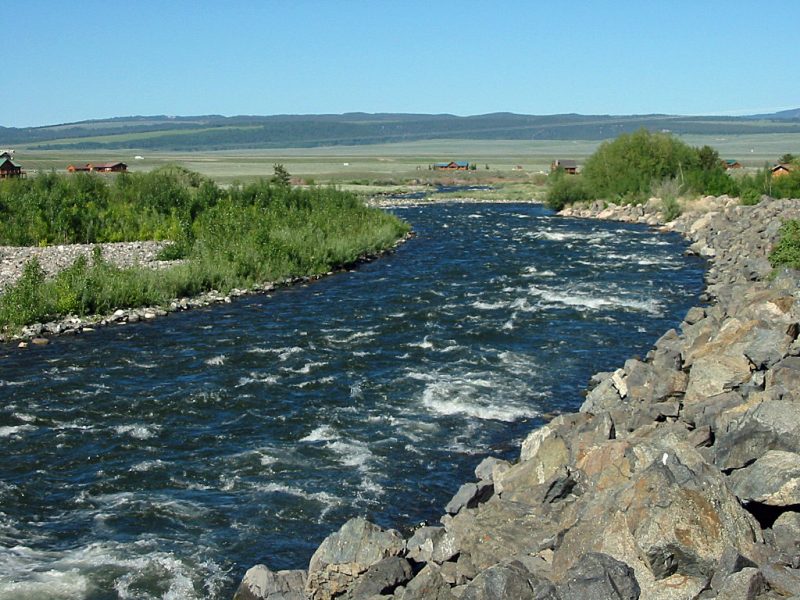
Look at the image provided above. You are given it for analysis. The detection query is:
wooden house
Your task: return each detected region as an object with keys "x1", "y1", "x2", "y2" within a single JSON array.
[
  {"x1": 771, "y1": 163, "x2": 792, "y2": 178},
  {"x1": 551, "y1": 159, "x2": 578, "y2": 174},
  {"x1": 433, "y1": 161, "x2": 470, "y2": 170},
  {"x1": 93, "y1": 162, "x2": 128, "y2": 173},
  {"x1": 67, "y1": 162, "x2": 128, "y2": 173},
  {"x1": 723, "y1": 160, "x2": 742, "y2": 170},
  {"x1": 0, "y1": 156, "x2": 23, "y2": 179}
]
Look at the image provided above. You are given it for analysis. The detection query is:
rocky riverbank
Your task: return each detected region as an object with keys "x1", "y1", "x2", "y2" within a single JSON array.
[
  {"x1": 235, "y1": 196, "x2": 800, "y2": 599},
  {"x1": 2, "y1": 234, "x2": 413, "y2": 346}
]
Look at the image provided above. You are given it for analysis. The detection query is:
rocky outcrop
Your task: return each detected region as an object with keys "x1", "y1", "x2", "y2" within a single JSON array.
[{"x1": 239, "y1": 196, "x2": 800, "y2": 599}]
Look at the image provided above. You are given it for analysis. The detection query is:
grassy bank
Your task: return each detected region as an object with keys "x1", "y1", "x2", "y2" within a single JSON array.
[{"x1": 0, "y1": 169, "x2": 410, "y2": 332}]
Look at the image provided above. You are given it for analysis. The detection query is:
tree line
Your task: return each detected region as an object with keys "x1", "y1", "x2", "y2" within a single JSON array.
[{"x1": 546, "y1": 129, "x2": 800, "y2": 210}]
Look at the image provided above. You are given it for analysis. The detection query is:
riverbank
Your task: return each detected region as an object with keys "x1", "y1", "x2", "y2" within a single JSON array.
[
  {"x1": 235, "y1": 196, "x2": 800, "y2": 599},
  {"x1": 2, "y1": 232, "x2": 413, "y2": 346}
]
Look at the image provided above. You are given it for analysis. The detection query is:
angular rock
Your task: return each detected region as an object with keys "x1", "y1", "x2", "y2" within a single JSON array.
[
  {"x1": 347, "y1": 556, "x2": 412, "y2": 598},
  {"x1": 684, "y1": 352, "x2": 752, "y2": 403},
  {"x1": 760, "y1": 563, "x2": 800, "y2": 597},
  {"x1": 557, "y1": 553, "x2": 640, "y2": 600},
  {"x1": 459, "y1": 561, "x2": 539, "y2": 600},
  {"x1": 406, "y1": 526, "x2": 444, "y2": 564},
  {"x1": 233, "y1": 565, "x2": 307, "y2": 600},
  {"x1": 306, "y1": 518, "x2": 405, "y2": 600},
  {"x1": 709, "y1": 546, "x2": 758, "y2": 591},
  {"x1": 397, "y1": 563, "x2": 455, "y2": 600},
  {"x1": 715, "y1": 567, "x2": 765, "y2": 600},
  {"x1": 445, "y1": 481, "x2": 493, "y2": 515},
  {"x1": 773, "y1": 512, "x2": 800, "y2": 559},
  {"x1": 473, "y1": 456, "x2": 509, "y2": 483},
  {"x1": 728, "y1": 450, "x2": 800, "y2": 506},
  {"x1": 767, "y1": 356, "x2": 800, "y2": 391},
  {"x1": 714, "y1": 401, "x2": 800, "y2": 471},
  {"x1": 552, "y1": 436, "x2": 762, "y2": 598}
]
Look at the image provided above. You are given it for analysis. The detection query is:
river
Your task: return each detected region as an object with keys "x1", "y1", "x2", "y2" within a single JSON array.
[{"x1": 0, "y1": 202, "x2": 704, "y2": 599}]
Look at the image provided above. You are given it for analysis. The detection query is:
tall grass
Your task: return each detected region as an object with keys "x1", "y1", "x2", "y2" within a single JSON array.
[{"x1": 0, "y1": 173, "x2": 410, "y2": 331}]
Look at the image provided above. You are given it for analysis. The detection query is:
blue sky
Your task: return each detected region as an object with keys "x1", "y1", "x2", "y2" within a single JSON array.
[{"x1": 3, "y1": 0, "x2": 797, "y2": 127}]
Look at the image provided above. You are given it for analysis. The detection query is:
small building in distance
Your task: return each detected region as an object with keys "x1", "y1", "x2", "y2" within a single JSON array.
[
  {"x1": 723, "y1": 160, "x2": 742, "y2": 170},
  {"x1": 0, "y1": 155, "x2": 24, "y2": 179},
  {"x1": 67, "y1": 162, "x2": 128, "y2": 173},
  {"x1": 550, "y1": 159, "x2": 578, "y2": 174},
  {"x1": 771, "y1": 163, "x2": 793, "y2": 178},
  {"x1": 433, "y1": 161, "x2": 470, "y2": 170},
  {"x1": 94, "y1": 162, "x2": 128, "y2": 173}
]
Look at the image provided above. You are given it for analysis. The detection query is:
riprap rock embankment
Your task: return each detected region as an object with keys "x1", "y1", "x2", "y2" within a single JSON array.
[{"x1": 236, "y1": 196, "x2": 800, "y2": 600}]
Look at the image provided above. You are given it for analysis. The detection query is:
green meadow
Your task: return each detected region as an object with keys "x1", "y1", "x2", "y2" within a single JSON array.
[{"x1": 13, "y1": 134, "x2": 800, "y2": 188}]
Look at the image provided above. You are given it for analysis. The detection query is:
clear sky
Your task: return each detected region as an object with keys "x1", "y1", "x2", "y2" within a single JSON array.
[{"x1": 3, "y1": 0, "x2": 797, "y2": 127}]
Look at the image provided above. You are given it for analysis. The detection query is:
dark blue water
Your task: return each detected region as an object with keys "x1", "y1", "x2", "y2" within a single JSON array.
[{"x1": 0, "y1": 203, "x2": 704, "y2": 599}]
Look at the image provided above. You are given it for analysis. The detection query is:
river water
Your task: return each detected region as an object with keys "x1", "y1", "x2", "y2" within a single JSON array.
[{"x1": 0, "y1": 202, "x2": 704, "y2": 599}]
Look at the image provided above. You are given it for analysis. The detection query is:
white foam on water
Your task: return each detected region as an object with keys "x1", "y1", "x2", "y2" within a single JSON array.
[
  {"x1": 509, "y1": 297, "x2": 535, "y2": 312},
  {"x1": 130, "y1": 459, "x2": 167, "y2": 473},
  {"x1": 471, "y1": 300, "x2": 507, "y2": 310},
  {"x1": 528, "y1": 285, "x2": 662, "y2": 315},
  {"x1": 498, "y1": 351, "x2": 537, "y2": 375},
  {"x1": 300, "y1": 425, "x2": 339, "y2": 442},
  {"x1": 0, "y1": 425, "x2": 35, "y2": 438},
  {"x1": 325, "y1": 330, "x2": 377, "y2": 344},
  {"x1": 418, "y1": 372, "x2": 539, "y2": 422},
  {"x1": 438, "y1": 343, "x2": 463, "y2": 353},
  {"x1": 605, "y1": 252, "x2": 671, "y2": 266},
  {"x1": 204, "y1": 355, "x2": 226, "y2": 366},
  {"x1": 327, "y1": 439, "x2": 374, "y2": 470},
  {"x1": 407, "y1": 336, "x2": 434, "y2": 350},
  {"x1": 236, "y1": 372, "x2": 279, "y2": 387},
  {"x1": 113, "y1": 424, "x2": 160, "y2": 440},
  {"x1": 468, "y1": 213, "x2": 483, "y2": 218},
  {"x1": 0, "y1": 541, "x2": 226, "y2": 600},
  {"x1": 253, "y1": 482, "x2": 341, "y2": 508},
  {"x1": 502, "y1": 319, "x2": 515, "y2": 330},
  {"x1": 282, "y1": 361, "x2": 327, "y2": 375},
  {"x1": 12, "y1": 413, "x2": 36, "y2": 423},
  {"x1": 533, "y1": 230, "x2": 569, "y2": 241},
  {"x1": 247, "y1": 346, "x2": 303, "y2": 361},
  {"x1": 522, "y1": 265, "x2": 556, "y2": 278}
]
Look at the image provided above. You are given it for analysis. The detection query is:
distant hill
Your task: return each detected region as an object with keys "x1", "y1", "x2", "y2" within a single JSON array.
[
  {"x1": 747, "y1": 108, "x2": 800, "y2": 120},
  {"x1": 2, "y1": 110, "x2": 799, "y2": 151}
]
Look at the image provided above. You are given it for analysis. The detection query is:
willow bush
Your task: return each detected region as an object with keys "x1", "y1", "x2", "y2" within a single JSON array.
[{"x1": 0, "y1": 171, "x2": 410, "y2": 330}]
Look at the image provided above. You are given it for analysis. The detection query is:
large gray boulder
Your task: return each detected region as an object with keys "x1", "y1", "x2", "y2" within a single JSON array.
[
  {"x1": 728, "y1": 450, "x2": 800, "y2": 507},
  {"x1": 556, "y1": 553, "x2": 640, "y2": 600},
  {"x1": 772, "y1": 512, "x2": 800, "y2": 559},
  {"x1": 346, "y1": 556, "x2": 412, "y2": 599},
  {"x1": 552, "y1": 435, "x2": 762, "y2": 599},
  {"x1": 233, "y1": 565, "x2": 307, "y2": 600},
  {"x1": 458, "y1": 561, "x2": 540, "y2": 600},
  {"x1": 714, "y1": 401, "x2": 800, "y2": 471},
  {"x1": 305, "y1": 518, "x2": 405, "y2": 600},
  {"x1": 397, "y1": 563, "x2": 455, "y2": 600}
]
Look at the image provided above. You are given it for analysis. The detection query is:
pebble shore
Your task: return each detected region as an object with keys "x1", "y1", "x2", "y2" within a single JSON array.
[{"x1": 1, "y1": 234, "x2": 413, "y2": 346}]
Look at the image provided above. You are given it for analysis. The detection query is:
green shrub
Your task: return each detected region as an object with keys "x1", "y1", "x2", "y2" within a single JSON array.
[
  {"x1": 0, "y1": 177, "x2": 411, "y2": 331},
  {"x1": 769, "y1": 220, "x2": 800, "y2": 271},
  {"x1": 740, "y1": 189, "x2": 762, "y2": 206},
  {"x1": 545, "y1": 173, "x2": 592, "y2": 210},
  {"x1": 661, "y1": 196, "x2": 682, "y2": 222}
]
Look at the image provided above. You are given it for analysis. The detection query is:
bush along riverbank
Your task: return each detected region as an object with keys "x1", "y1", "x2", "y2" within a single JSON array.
[
  {"x1": 0, "y1": 168, "x2": 411, "y2": 342},
  {"x1": 235, "y1": 196, "x2": 800, "y2": 600}
]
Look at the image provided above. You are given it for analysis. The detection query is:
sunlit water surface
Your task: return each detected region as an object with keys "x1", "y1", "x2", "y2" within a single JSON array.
[{"x1": 0, "y1": 203, "x2": 704, "y2": 599}]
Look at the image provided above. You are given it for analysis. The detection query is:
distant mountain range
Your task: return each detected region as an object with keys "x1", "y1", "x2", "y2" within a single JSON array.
[{"x1": 2, "y1": 110, "x2": 799, "y2": 151}]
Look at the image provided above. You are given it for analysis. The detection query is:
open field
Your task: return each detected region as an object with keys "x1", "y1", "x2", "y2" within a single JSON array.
[{"x1": 10, "y1": 134, "x2": 800, "y2": 187}]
